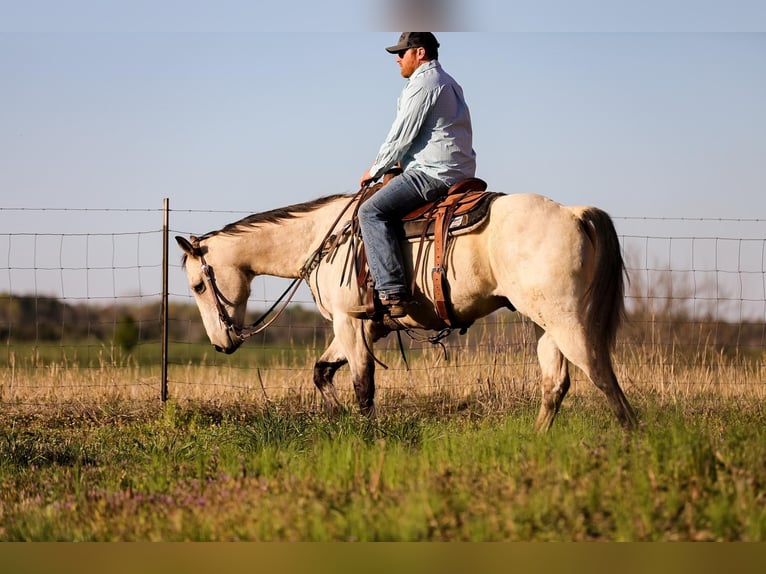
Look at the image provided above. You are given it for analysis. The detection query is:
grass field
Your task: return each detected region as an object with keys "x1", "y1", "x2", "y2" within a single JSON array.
[{"x1": 2, "y1": 337, "x2": 766, "y2": 541}]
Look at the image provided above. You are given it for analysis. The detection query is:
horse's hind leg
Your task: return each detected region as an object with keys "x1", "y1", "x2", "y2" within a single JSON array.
[
  {"x1": 534, "y1": 331, "x2": 571, "y2": 432},
  {"x1": 549, "y1": 325, "x2": 637, "y2": 430},
  {"x1": 587, "y1": 351, "x2": 636, "y2": 430},
  {"x1": 313, "y1": 337, "x2": 348, "y2": 414}
]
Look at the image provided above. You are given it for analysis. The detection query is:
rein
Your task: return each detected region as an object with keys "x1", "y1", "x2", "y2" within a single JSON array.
[
  {"x1": 193, "y1": 184, "x2": 370, "y2": 343},
  {"x1": 195, "y1": 242, "x2": 303, "y2": 343}
]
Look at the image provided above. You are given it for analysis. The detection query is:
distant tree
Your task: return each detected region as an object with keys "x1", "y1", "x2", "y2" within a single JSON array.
[{"x1": 114, "y1": 313, "x2": 139, "y2": 352}]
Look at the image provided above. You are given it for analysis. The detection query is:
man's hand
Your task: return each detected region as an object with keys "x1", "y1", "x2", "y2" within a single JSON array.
[{"x1": 360, "y1": 169, "x2": 374, "y2": 187}]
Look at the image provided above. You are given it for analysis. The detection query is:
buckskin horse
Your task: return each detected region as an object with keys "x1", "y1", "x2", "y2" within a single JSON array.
[{"x1": 176, "y1": 188, "x2": 636, "y2": 431}]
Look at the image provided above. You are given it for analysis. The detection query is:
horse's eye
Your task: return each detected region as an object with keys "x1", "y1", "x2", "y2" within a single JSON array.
[{"x1": 193, "y1": 282, "x2": 205, "y2": 294}]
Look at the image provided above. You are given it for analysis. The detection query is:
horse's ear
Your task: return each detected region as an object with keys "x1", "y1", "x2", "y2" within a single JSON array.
[{"x1": 176, "y1": 236, "x2": 197, "y2": 256}]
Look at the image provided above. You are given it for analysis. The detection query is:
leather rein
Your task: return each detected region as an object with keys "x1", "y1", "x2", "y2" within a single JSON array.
[
  {"x1": 192, "y1": 185, "x2": 367, "y2": 343},
  {"x1": 194, "y1": 240, "x2": 303, "y2": 343}
]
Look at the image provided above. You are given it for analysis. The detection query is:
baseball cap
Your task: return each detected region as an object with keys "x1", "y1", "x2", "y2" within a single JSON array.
[{"x1": 385, "y1": 32, "x2": 440, "y2": 54}]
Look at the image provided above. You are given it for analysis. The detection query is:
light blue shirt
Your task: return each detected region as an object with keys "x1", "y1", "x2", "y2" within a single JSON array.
[{"x1": 369, "y1": 60, "x2": 476, "y2": 186}]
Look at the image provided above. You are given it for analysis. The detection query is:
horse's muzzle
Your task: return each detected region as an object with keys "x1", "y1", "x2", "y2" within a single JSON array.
[{"x1": 214, "y1": 342, "x2": 240, "y2": 355}]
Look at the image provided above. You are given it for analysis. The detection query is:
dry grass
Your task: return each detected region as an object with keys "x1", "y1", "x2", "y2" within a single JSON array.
[{"x1": 2, "y1": 325, "x2": 764, "y2": 420}]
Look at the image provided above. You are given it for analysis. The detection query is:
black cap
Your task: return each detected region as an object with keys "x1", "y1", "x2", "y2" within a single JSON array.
[{"x1": 385, "y1": 32, "x2": 440, "y2": 54}]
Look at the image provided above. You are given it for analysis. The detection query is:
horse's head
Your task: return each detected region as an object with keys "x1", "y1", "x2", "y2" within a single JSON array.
[{"x1": 176, "y1": 235, "x2": 252, "y2": 354}]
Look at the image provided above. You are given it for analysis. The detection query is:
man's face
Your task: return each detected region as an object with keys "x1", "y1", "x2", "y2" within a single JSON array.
[{"x1": 396, "y1": 47, "x2": 423, "y2": 78}]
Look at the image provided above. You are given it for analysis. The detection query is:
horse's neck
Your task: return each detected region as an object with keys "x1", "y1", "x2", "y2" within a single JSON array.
[{"x1": 225, "y1": 198, "x2": 351, "y2": 278}]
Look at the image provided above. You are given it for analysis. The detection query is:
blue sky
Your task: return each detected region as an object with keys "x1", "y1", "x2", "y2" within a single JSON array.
[
  {"x1": 2, "y1": 2, "x2": 764, "y2": 223},
  {"x1": 1, "y1": 2, "x2": 765, "y2": 306}
]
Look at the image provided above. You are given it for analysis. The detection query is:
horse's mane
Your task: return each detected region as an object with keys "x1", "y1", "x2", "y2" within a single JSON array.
[
  {"x1": 180, "y1": 193, "x2": 350, "y2": 268},
  {"x1": 202, "y1": 193, "x2": 350, "y2": 240}
]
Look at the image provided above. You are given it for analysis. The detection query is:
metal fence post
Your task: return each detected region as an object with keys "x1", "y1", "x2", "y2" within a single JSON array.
[{"x1": 161, "y1": 198, "x2": 169, "y2": 403}]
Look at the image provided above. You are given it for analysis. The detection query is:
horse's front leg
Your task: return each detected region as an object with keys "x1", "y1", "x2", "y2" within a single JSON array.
[
  {"x1": 314, "y1": 316, "x2": 378, "y2": 417},
  {"x1": 313, "y1": 336, "x2": 347, "y2": 415},
  {"x1": 352, "y1": 356, "x2": 376, "y2": 417},
  {"x1": 336, "y1": 316, "x2": 378, "y2": 417}
]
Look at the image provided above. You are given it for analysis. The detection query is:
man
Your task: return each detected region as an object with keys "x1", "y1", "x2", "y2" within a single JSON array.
[{"x1": 356, "y1": 32, "x2": 477, "y2": 318}]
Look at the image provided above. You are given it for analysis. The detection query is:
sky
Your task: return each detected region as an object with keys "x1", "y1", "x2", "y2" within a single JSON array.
[{"x1": 1, "y1": 1, "x2": 765, "y2": 313}]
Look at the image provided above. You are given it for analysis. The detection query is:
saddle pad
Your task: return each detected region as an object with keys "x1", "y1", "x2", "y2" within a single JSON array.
[{"x1": 402, "y1": 191, "x2": 503, "y2": 240}]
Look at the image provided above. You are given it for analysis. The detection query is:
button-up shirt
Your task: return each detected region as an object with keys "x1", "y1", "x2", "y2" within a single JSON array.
[{"x1": 369, "y1": 60, "x2": 476, "y2": 186}]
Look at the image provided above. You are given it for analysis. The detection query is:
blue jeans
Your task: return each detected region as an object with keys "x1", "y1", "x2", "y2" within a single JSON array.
[{"x1": 358, "y1": 170, "x2": 448, "y2": 297}]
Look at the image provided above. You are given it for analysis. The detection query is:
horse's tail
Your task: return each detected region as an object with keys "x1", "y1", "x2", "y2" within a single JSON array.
[{"x1": 576, "y1": 207, "x2": 627, "y2": 352}]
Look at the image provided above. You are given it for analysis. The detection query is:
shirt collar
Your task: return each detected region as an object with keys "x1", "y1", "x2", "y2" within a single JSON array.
[{"x1": 410, "y1": 59, "x2": 440, "y2": 80}]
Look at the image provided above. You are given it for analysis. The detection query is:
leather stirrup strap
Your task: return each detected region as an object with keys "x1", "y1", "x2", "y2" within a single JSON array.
[
  {"x1": 431, "y1": 196, "x2": 464, "y2": 327},
  {"x1": 431, "y1": 193, "x2": 484, "y2": 327},
  {"x1": 354, "y1": 244, "x2": 377, "y2": 317},
  {"x1": 431, "y1": 209, "x2": 450, "y2": 326},
  {"x1": 364, "y1": 276, "x2": 376, "y2": 317}
]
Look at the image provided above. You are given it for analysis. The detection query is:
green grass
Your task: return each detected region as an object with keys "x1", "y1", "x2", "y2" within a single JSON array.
[
  {"x1": 0, "y1": 341, "x2": 317, "y2": 369},
  {"x1": 1, "y1": 395, "x2": 765, "y2": 541}
]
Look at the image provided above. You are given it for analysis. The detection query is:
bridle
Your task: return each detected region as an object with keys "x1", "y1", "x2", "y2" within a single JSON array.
[
  {"x1": 194, "y1": 240, "x2": 303, "y2": 343},
  {"x1": 191, "y1": 184, "x2": 370, "y2": 344}
]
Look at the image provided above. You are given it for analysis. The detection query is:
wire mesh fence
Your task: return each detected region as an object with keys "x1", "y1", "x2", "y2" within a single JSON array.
[{"x1": 1, "y1": 202, "x2": 764, "y2": 411}]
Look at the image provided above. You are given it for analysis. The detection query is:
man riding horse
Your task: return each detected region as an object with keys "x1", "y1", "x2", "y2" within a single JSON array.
[{"x1": 176, "y1": 34, "x2": 636, "y2": 430}]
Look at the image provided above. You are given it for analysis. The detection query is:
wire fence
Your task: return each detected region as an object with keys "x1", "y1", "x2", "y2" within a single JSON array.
[{"x1": 1, "y1": 201, "x2": 764, "y2": 410}]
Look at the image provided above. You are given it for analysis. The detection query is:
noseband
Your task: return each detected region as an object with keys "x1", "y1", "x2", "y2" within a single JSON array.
[{"x1": 194, "y1": 241, "x2": 303, "y2": 343}]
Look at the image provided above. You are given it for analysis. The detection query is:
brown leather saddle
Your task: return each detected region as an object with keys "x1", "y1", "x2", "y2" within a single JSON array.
[
  {"x1": 402, "y1": 178, "x2": 499, "y2": 240},
  {"x1": 359, "y1": 176, "x2": 502, "y2": 328}
]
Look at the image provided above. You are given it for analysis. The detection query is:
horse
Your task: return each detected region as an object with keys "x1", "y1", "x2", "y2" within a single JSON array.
[{"x1": 176, "y1": 191, "x2": 637, "y2": 431}]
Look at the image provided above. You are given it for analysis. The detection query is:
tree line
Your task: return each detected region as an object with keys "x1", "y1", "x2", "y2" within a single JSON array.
[
  {"x1": 0, "y1": 294, "x2": 331, "y2": 350},
  {"x1": 1, "y1": 293, "x2": 763, "y2": 359}
]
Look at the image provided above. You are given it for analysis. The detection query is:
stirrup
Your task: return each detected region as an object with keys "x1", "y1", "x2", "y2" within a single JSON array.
[
  {"x1": 346, "y1": 296, "x2": 411, "y2": 319},
  {"x1": 379, "y1": 296, "x2": 409, "y2": 318},
  {"x1": 347, "y1": 304, "x2": 375, "y2": 319},
  {"x1": 380, "y1": 293, "x2": 412, "y2": 318}
]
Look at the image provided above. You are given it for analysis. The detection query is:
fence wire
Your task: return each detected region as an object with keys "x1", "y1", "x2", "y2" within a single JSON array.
[{"x1": 1, "y1": 205, "x2": 764, "y2": 409}]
